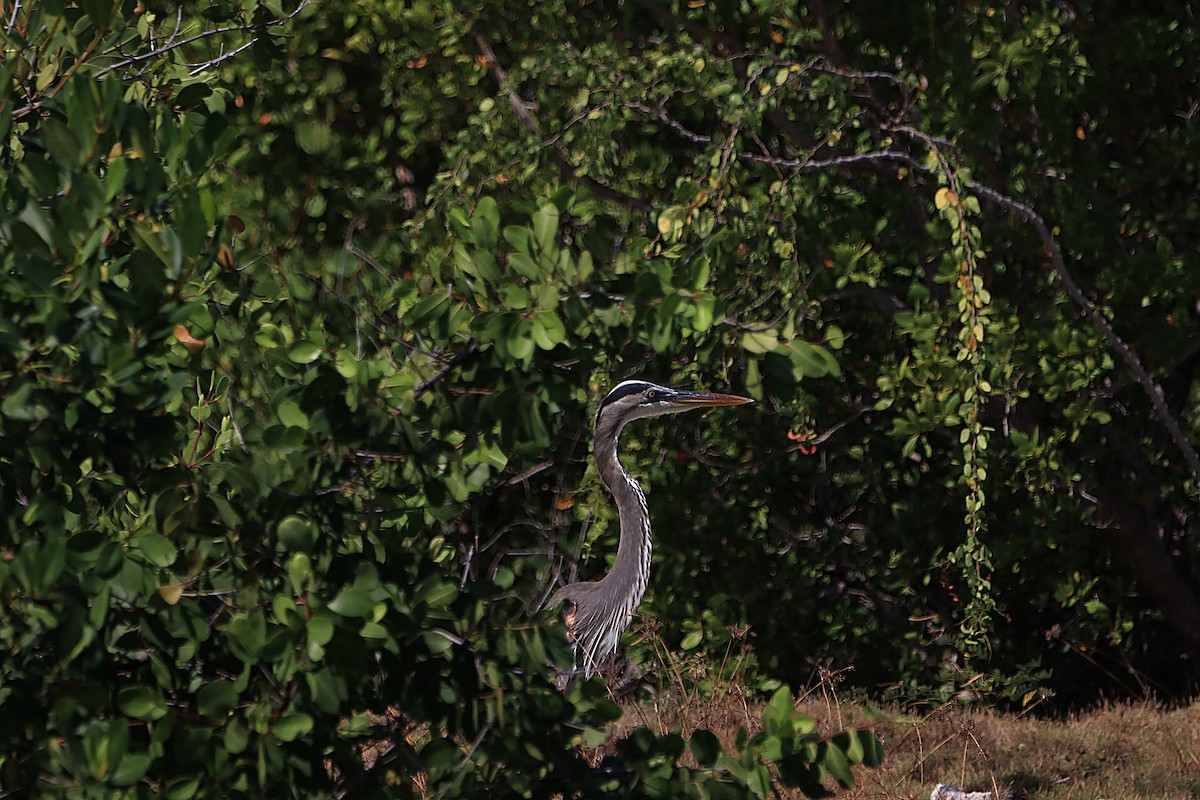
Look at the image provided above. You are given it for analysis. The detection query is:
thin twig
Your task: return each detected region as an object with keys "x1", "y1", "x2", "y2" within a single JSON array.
[
  {"x1": 429, "y1": 721, "x2": 492, "y2": 800},
  {"x1": 504, "y1": 459, "x2": 555, "y2": 486},
  {"x1": 10, "y1": 1, "x2": 310, "y2": 121},
  {"x1": 412, "y1": 342, "x2": 480, "y2": 400}
]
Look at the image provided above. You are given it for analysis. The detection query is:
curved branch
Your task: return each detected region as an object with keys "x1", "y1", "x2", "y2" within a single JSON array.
[{"x1": 974, "y1": 183, "x2": 1200, "y2": 490}]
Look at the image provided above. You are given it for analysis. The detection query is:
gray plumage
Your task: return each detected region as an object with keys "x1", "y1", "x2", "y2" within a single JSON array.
[{"x1": 552, "y1": 380, "x2": 752, "y2": 683}]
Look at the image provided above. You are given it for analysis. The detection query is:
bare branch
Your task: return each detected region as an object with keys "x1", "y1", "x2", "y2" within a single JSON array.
[
  {"x1": 187, "y1": 39, "x2": 256, "y2": 77},
  {"x1": 622, "y1": 100, "x2": 713, "y2": 144},
  {"x1": 6, "y1": 1, "x2": 21, "y2": 36},
  {"x1": 736, "y1": 149, "x2": 920, "y2": 172},
  {"x1": 974, "y1": 183, "x2": 1200, "y2": 490}
]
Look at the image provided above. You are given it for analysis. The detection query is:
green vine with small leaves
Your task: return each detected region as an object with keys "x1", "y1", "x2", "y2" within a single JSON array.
[{"x1": 929, "y1": 148, "x2": 996, "y2": 656}]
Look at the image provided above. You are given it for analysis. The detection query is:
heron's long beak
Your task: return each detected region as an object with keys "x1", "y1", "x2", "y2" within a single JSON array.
[{"x1": 670, "y1": 390, "x2": 754, "y2": 407}]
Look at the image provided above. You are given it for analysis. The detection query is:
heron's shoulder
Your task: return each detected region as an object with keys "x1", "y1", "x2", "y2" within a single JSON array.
[{"x1": 550, "y1": 580, "x2": 600, "y2": 605}]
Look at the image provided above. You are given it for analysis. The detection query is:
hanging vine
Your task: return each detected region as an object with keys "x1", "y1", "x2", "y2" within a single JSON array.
[{"x1": 929, "y1": 146, "x2": 996, "y2": 655}]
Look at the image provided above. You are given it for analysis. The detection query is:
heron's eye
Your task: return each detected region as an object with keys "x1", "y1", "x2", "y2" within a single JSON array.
[{"x1": 645, "y1": 390, "x2": 659, "y2": 400}]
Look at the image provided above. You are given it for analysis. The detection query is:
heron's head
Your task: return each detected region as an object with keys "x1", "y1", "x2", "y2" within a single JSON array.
[{"x1": 595, "y1": 380, "x2": 753, "y2": 434}]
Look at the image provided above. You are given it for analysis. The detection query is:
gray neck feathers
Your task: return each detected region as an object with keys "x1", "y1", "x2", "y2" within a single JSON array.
[{"x1": 593, "y1": 417, "x2": 652, "y2": 626}]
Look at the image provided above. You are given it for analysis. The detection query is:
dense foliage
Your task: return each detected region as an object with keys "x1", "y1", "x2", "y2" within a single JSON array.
[{"x1": 2, "y1": 0, "x2": 1199, "y2": 796}]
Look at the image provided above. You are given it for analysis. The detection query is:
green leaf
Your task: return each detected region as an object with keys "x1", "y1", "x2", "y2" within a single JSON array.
[
  {"x1": 18, "y1": 202, "x2": 54, "y2": 249},
  {"x1": 277, "y1": 514, "x2": 318, "y2": 550},
  {"x1": 287, "y1": 552, "x2": 313, "y2": 594},
  {"x1": 858, "y1": 729, "x2": 884, "y2": 767},
  {"x1": 507, "y1": 252, "x2": 541, "y2": 280},
  {"x1": 2, "y1": 380, "x2": 49, "y2": 421},
  {"x1": 421, "y1": 629, "x2": 455, "y2": 654},
  {"x1": 472, "y1": 249, "x2": 500, "y2": 283},
  {"x1": 690, "y1": 729, "x2": 721, "y2": 766},
  {"x1": 78, "y1": 0, "x2": 116, "y2": 25},
  {"x1": 532, "y1": 204, "x2": 559, "y2": 251},
  {"x1": 225, "y1": 612, "x2": 267, "y2": 663},
  {"x1": 532, "y1": 310, "x2": 565, "y2": 349},
  {"x1": 295, "y1": 120, "x2": 332, "y2": 154},
  {"x1": 117, "y1": 686, "x2": 167, "y2": 721},
  {"x1": 793, "y1": 715, "x2": 816, "y2": 735},
  {"x1": 272, "y1": 713, "x2": 314, "y2": 742},
  {"x1": 196, "y1": 680, "x2": 239, "y2": 718},
  {"x1": 834, "y1": 729, "x2": 865, "y2": 764},
  {"x1": 334, "y1": 348, "x2": 360, "y2": 379},
  {"x1": 762, "y1": 685, "x2": 794, "y2": 739},
  {"x1": 277, "y1": 400, "x2": 309, "y2": 428},
  {"x1": 413, "y1": 576, "x2": 458, "y2": 608},
  {"x1": 784, "y1": 340, "x2": 841, "y2": 378},
  {"x1": 173, "y1": 82, "x2": 213, "y2": 110},
  {"x1": 166, "y1": 776, "x2": 200, "y2": 800},
  {"x1": 328, "y1": 586, "x2": 375, "y2": 617},
  {"x1": 581, "y1": 726, "x2": 609, "y2": 748},
  {"x1": 692, "y1": 292, "x2": 716, "y2": 331},
  {"x1": 288, "y1": 340, "x2": 322, "y2": 363},
  {"x1": 777, "y1": 754, "x2": 826, "y2": 794},
  {"x1": 656, "y1": 205, "x2": 686, "y2": 241},
  {"x1": 680, "y1": 629, "x2": 703, "y2": 650},
  {"x1": 497, "y1": 284, "x2": 530, "y2": 310},
  {"x1": 110, "y1": 753, "x2": 152, "y2": 786},
  {"x1": 471, "y1": 196, "x2": 499, "y2": 250},
  {"x1": 821, "y1": 741, "x2": 855, "y2": 789},
  {"x1": 747, "y1": 762, "x2": 772, "y2": 798},
  {"x1": 503, "y1": 225, "x2": 532, "y2": 253},
  {"x1": 742, "y1": 329, "x2": 781, "y2": 354},
  {"x1": 39, "y1": 117, "x2": 83, "y2": 168},
  {"x1": 307, "y1": 615, "x2": 334, "y2": 645},
  {"x1": 506, "y1": 319, "x2": 535, "y2": 361},
  {"x1": 224, "y1": 718, "x2": 250, "y2": 754},
  {"x1": 134, "y1": 534, "x2": 177, "y2": 568},
  {"x1": 407, "y1": 292, "x2": 452, "y2": 324}
]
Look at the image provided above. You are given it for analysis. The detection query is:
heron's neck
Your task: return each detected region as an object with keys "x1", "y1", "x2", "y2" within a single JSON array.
[{"x1": 594, "y1": 426, "x2": 652, "y2": 611}]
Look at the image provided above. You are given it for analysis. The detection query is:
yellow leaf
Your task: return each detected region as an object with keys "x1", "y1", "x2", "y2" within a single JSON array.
[
  {"x1": 934, "y1": 187, "x2": 959, "y2": 209},
  {"x1": 157, "y1": 583, "x2": 185, "y2": 605}
]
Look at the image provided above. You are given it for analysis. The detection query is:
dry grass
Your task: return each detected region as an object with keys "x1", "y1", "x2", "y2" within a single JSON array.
[
  {"x1": 863, "y1": 699, "x2": 1200, "y2": 799},
  {"x1": 363, "y1": 664, "x2": 1200, "y2": 799},
  {"x1": 359, "y1": 623, "x2": 1200, "y2": 799},
  {"x1": 598, "y1": 669, "x2": 1200, "y2": 800}
]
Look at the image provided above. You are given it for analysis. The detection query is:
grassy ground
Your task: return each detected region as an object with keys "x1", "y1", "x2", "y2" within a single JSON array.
[{"x1": 602, "y1": 678, "x2": 1200, "y2": 799}]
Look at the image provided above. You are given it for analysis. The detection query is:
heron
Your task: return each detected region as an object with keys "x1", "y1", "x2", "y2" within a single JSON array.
[{"x1": 551, "y1": 380, "x2": 752, "y2": 684}]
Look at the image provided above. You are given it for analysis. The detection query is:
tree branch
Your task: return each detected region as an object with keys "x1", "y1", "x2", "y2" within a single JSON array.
[
  {"x1": 737, "y1": 149, "x2": 920, "y2": 172},
  {"x1": 974, "y1": 183, "x2": 1200, "y2": 490}
]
